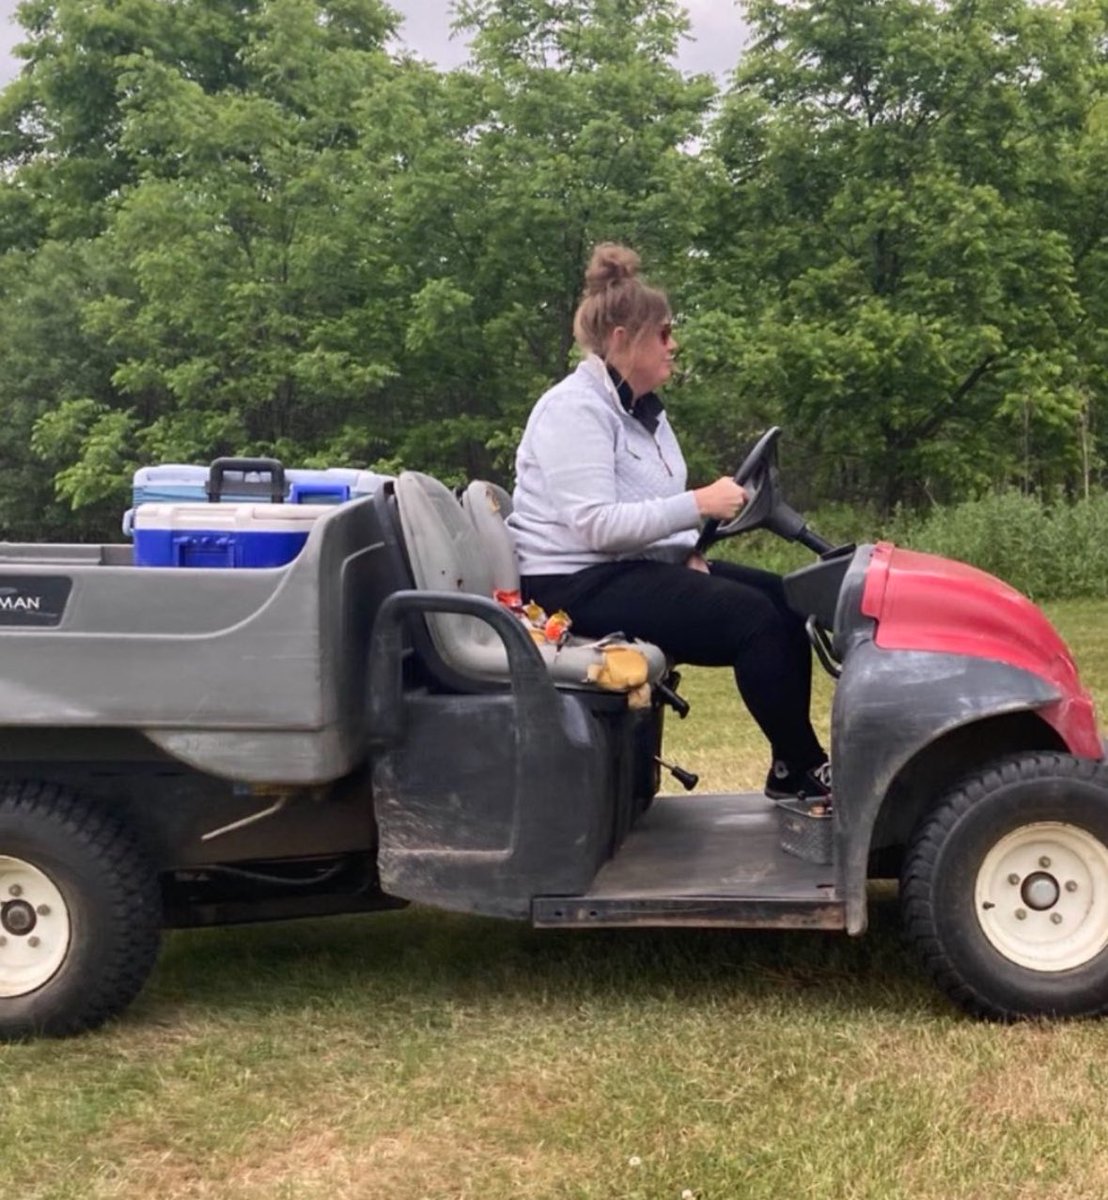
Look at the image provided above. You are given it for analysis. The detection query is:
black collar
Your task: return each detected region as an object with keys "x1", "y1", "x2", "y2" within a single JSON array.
[{"x1": 606, "y1": 363, "x2": 664, "y2": 435}]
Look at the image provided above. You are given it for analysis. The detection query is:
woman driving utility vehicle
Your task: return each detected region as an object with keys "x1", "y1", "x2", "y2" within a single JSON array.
[{"x1": 507, "y1": 243, "x2": 830, "y2": 802}]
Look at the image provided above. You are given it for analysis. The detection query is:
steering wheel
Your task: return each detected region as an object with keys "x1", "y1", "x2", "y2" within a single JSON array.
[{"x1": 694, "y1": 427, "x2": 827, "y2": 555}]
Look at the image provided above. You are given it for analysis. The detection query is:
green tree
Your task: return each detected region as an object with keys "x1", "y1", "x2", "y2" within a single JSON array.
[
  {"x1": 687, "y1": 0, "x2": 1108, "y2": 511},
  {"x1": 20, "y1": 0, "x2": 408, "y2": 513},
  {"x1": 377, "y1": 0, "x2": 717, "y2": 480},
  {"x1": 0, "y1": 241, "x2": 124, "y2": 539},
  {"x1": 0, "y1": 0, "x2": 259, "y2": 244},
  {"x1": 2, "y1": 0, "x2": 718, "y2": 523}
]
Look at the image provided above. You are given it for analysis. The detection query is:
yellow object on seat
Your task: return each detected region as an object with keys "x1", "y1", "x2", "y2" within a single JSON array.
[{"x1": 585, "y1": 644, "x2": 650, "y2": 690}]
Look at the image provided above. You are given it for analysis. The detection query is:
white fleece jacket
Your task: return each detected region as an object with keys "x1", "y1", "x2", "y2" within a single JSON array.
[{"x1": 508, "y1": 355, "x2": 701, "y2": 575}]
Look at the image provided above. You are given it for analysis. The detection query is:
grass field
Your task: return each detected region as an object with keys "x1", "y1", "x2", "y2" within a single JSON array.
[{"x1": 5, "y1": 601, "x2": 1108, "y2": 1200}]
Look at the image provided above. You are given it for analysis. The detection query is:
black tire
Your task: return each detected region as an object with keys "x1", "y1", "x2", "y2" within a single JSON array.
[
  {"x1": 902, "y1": 752, "x2": 1108, "y2": 1020},
  {"x1": 0, "y1": 781, "x2": 162, "y2": 1040}
]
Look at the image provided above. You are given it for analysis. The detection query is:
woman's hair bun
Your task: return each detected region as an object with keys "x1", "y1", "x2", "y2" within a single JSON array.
[
  {"x1": 584, "y1": 243, "x2": 640, "y2": 295},
  {"x1": 573, "y1": 241, "x2": 668, "y2": 354}
]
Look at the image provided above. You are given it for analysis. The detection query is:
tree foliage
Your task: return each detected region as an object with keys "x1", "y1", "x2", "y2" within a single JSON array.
[
  {"x1": 0, "y1": 0, "x2": 1104, "y2": 537},
  {"x1": 685, "y1": 0, "x2": 1108, "y2": 510}
]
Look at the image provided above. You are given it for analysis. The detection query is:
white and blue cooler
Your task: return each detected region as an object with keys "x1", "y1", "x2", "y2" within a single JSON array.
[
  {"x1": 125, "y1": 457, "x2": 390, "y2": 536},
  {"x1": 132, "y1": 503, "x2": 333, "y2": 569}
]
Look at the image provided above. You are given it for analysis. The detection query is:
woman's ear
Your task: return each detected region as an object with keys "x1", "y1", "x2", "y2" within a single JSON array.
[{"x1": 607, "y1": 325, "x2": 630, "y2": 357}]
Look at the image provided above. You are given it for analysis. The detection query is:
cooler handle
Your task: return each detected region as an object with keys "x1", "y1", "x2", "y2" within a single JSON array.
[
  {"x1": 290, "y1": 481, "x2": 351, "y2": 504},
  {"x1": 207, "y1": 457, "x2": 286, "y2": 503}
]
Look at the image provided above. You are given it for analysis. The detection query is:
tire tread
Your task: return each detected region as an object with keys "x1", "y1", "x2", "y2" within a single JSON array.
[
  {"x1": 0, "y1": 780, "x2": 162, "y2": 1039},
  {"x1": 902, "y1": 752, "x2": 1108, "y2": 1020}
]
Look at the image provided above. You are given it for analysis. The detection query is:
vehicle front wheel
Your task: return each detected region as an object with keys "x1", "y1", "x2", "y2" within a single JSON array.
[
  {"x1": 902, "y1": 753, "x2": 1108, "y2": 1020},
  {"x1": 0, "y1": 782, "x2": 162, "y2": 1040}
]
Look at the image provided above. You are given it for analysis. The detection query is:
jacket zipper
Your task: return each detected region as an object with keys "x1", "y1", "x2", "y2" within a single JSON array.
[{"x1": 653, "y1": 434, "x2": 673, "y2": 477}]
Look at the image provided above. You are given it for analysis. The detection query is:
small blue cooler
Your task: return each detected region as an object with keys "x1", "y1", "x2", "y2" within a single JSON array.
[
  {"x1": 132, "y1": 503, "x2": 333, "y2": 568},
  {"x1": 130, "y1": 464, "x2": 212, "y2": 507}
]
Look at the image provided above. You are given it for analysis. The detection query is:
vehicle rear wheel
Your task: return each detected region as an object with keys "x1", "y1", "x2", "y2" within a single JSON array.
[
  {"x1": 902, "y1": 752, "x2": 1108, "y2": 1020},
  {"x1": 0, "y1": 782, "x2": 162, "y2": 1040}
]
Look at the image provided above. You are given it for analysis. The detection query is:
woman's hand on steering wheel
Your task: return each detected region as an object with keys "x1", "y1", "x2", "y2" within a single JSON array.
[{"x1": 694, "y1": 477, "x2": 747, "y2": 521}]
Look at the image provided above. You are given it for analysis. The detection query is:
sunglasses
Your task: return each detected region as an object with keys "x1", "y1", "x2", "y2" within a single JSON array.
[{"x1": 659, "y1": 322, "x2": 674, "y2": 343}]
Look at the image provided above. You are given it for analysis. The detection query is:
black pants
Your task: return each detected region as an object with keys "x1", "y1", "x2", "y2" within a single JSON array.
[{"x1": 522, "y1": 559, "x2": 825, "y2": 770}]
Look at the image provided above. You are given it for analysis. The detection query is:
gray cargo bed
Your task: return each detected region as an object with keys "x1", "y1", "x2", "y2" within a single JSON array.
[{"x1": 0, "y1": 498, "x2": 386, "y2": 784}]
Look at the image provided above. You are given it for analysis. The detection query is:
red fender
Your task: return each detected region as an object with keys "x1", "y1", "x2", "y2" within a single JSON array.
[{"x1": 861, "y1": 543, "x2": 1100, "y2": 758}]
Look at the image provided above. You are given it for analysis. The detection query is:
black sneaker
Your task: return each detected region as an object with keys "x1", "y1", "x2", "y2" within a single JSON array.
[{"x1": 765, "y1": 760, "x2": 832, "y2": 802}]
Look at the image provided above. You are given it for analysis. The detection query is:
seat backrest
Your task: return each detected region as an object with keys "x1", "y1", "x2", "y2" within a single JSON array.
[
  {"x1": 394, "y1": 471, "x2": 514, "y2": 681},
  {"x1": 465, "y1": 478, "x2": 513, "y2": 519},
  {"x1": 460, "y1": 480, "x2": 519, "y2": 595}
]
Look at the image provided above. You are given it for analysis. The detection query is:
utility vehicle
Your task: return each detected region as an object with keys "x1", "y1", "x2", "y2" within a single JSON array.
[{"x1": 2, "y1": 430, "x2": 1106, "y2": 1039}]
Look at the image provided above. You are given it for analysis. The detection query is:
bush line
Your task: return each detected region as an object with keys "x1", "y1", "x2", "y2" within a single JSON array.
[{"x1": 727, "y1": 491, "x2": 1108, "y2": 602}]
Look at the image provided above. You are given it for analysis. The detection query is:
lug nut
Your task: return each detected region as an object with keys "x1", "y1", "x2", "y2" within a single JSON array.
[
  {"x1": 36, "y1": 905, "x2": 50, "y2": 917},
  {"x1": 27, "y1": 936, "x2": 39, "y2": 948},
  {"x1": 1051, "y1": 914, "x2": 1063, "y2": 925},
  {"x1": 1008, "y1": 873, "x2": 1020, "y2": 885},
  {"x1": 8, "y1": 884, "x2": 22, "y2": 898},
  {"x1": 1065, "y1": 881, "x2": 1078, "y2": 893},
  {"x1": 1040, "y1": 856, "x2": 1052, "y2": 869},
  {"x1": 1016, "y1": 909, "x2": 1028, "y2": 920}
]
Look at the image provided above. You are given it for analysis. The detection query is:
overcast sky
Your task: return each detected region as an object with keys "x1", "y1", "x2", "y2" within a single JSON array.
[{"x1": 0, "y1": 0, "x2": 749, "y2": 85}]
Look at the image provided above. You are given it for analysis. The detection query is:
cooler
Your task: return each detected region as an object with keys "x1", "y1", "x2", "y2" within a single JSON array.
[
  {"x1": 131, "y1": 461, "x2": 389, "y2": 508},
  {"x1": 131, "y1": 464, "x2": 211, "y2": 507},
  {"x1": 125, "y1": 457, "x2": 390, "y2": 536},
  {"x1": 293, "y1": 467, "x2": 385, "y2": 500},
  {"x1": 132, "y1": 503, "x2": 332, "y2": 569}
]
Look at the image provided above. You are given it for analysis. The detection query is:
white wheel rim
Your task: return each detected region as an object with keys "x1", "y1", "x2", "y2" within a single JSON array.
[
  {"x1": 0, "y1": 855, "x2": 71, "y2": 997},
  {"x1": 975, "y1": 822, "x2": 1108, "y2": 972}
]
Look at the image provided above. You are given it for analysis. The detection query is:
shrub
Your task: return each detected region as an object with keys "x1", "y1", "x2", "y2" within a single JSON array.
[{"x1": 729, "y1": 491, "x2": 1108, "y2": 602}]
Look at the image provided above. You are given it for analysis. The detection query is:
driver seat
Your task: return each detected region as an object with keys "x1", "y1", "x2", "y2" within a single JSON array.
[{"x1": 394, "y1": 471, "x2": 667, "y2": 693}]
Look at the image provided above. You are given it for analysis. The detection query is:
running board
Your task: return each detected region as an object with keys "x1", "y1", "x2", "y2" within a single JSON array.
[{"x1": 532, "y1": 792, "x2": 846, "y2": 931}]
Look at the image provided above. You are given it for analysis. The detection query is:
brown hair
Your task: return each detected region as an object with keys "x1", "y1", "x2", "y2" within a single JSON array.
[{"x1": 572, "y1": 243, "x2": 671, "y2": 357}]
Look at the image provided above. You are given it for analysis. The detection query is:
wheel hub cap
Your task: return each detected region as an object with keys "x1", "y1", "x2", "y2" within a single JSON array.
[
  {"x1": 975, "y1": 822, "x2": 1108, "y2": 972},
  {"x1": 1021, "y1": 871, "x2": 1061, "y2": 912},
  {"x1": 0, "y1": 856, "x2": 70, "y2": 997},
  {"x1": 1, "y1": 899, "x2": 36, "y2": 936}
]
